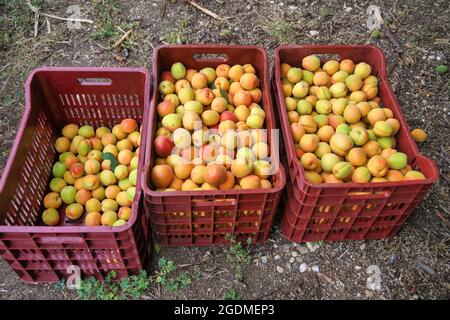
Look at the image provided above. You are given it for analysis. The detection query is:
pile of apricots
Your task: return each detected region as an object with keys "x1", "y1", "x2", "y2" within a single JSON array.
[{"x1": 281, "y1": 55, "x2": 426, "y2": 184}]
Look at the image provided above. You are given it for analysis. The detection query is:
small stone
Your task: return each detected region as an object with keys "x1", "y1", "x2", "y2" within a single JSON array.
[
  {"x1": 389, "y1": 254, "x2": 397, "y2": 264},
  {"x1": 292, "y1": 243, "x2": 298, "y2": 247},
  {"x1": 306, "y1": 242, "x2": 320, "y2": 252},
  {"x1": 360, "y1": 244, "x2": 366, "y2": 250},
  {"x1": 289, "y1": 257, "x2": 295, "y2": 264},
  {"x1": 273, "y1": 244, "x2": 278, "y2": 249},
  {"x1": 274, "y1": 255, "x2": 281, "y2": 260},
  {"x1": 365, "y1": 290, "x2": 374, "y2": 298},
  {"x1": 291, "y1": 251, "x2": 298, "y2": 257},
  {"x1": 345, "y1": 7, "x2": 353, "y2": 12},
  {"x1": 261, "y1": 256, "x2": 268, "y2": 264},
  {"x1": 309, "y1": 30, "x2": 320, "y2": 37},
  {"x1": 355, "y1": 266, "x2": 362, "y2": 271},
  {"x1": 298, "y1": 246, "x2": 309, "y2": 255},
  {"x1": 276, "y1": 266, "x2": 284, "y2": 273},
  {"x1": 299, "y1": 263, "x2": 308, "y2": 273},
  {"x1": 311, "y1": 265, "x2": 320, "y2": 273},
  {"x1": 288, "y1": 5, "x2": 298, "y2": 10}
]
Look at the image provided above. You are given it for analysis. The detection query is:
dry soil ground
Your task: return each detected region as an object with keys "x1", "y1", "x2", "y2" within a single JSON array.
[{"x1": 0, "y1": 0, "x2": 449, "y2": 300}]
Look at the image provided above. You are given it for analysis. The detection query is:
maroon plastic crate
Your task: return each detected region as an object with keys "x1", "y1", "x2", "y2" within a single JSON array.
[
  {"x1": 0, "y1": 67, "x2": 151, "y2": 283},
  {"x1": 142, "y1": 45, "x2": 286, "y2": 246},
  {"x1": 272, "y1": 45, "x2": 439, "y2": 242}
]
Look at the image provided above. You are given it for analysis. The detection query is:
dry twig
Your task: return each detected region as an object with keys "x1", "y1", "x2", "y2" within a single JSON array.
[
  {"x1": 185, "y1": 0, "x2": 223, "y2": 21},
  {"x1": 112, "y1": 29, "x2": 133, "y2": 48},
  {"x1": 26, "y1": 1, "x2": 94, "y2": 24}
]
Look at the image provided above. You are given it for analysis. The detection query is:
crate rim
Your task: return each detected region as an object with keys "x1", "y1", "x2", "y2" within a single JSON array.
[
  {"x1": 0, "y1": 66, "x2": 151, "y2": 234},
  {"x1": 272, "y1": 44, "x2": 439, "y2": 190}
]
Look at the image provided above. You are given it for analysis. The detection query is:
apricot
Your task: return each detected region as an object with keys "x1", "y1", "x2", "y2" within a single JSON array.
[
  {"x1": 329, "y1": 82, "x2": 347, "y2": 98},
  {"x1": 116, "y1": 191, "x2": 132, "y2": 207},
  {"x1": 324, "y1": 174, "x2": 343, "y2": 184},
  {"x1": 378, "y1": 137, "x2": 395, "y2": 150},
  {"x1": 240, "y1": 175, "x2": 261, "y2": 189},
  {"x1": 385, "y1": 118, "x2": 400, "y2": 135},
  {"x1": 157, "y1": 101, "x2": 176, "y2": 117},
  {"x1": 49, "y1": 178, "x2": 66, "y2": 193},
  {"x1": 246, "y1": 114, "x2": 264, "y2": 129},
  {"x1": 317, "y1": 125, "x2": 334, "y2": 143},
  {"x1": 64, "y1": 171, "x2": 76, "y2": 185},
  {"x1": 43, "y1": 192, "x2": 62, "y2": 209},
  {"x1": 70, "y1": 135, "x2": 84, "y2": 153},
  {"x1": 117, "y1": 206, "x2": 132, "y2": 221},
  {"x1": 231, "y1": 158, "x2": 253, "y2": 178},
  {"x1": 371, "y1": 177, "x2": 387, "y2": 183},
  {"x1": 347, "y1": 147, "x2": 367, "y2": 166},
  {"x1": 100, "y1": 170, "x2": 116, "y2": 186},
  {"x1": 249, "y1": 88, "x2": 262, "y2": 103},
  {"x1": 367, "y1": 108, "x2": 386, "y2": 126},
  {"x1": 411, "y1": 129, "x2": 427, "y2": 142},
  {"x1": 62, "y1": 124, "x2": 79, "y2": 139},
  {"x1": 314, "y1": 142, "x2": 332, "y2": 159},
  {"x1": 252, "y1": 142, "x2": 269, "y2": 159},
  {"x1": 331, "y1": 70, "x2": 349, "y2": 83},
  {"x1": 387, "y1": 152, "x2": 407, "y2": 170},
  {"x1": 54, "y1": 137, "x2": 70, "y2": 153},
  {"x1": 178, "y1": 87, "x2": 195, "y2": 104},
  {"x1": 300, "y1": 115, "x2": 317, "y2": 133},
  {"x1": 112, "y1": 124, "x2": 127, "y2": 140},
  {"x1": 362, "y1": 141, "x2": 381, "y2": 157},
  {"x1": 373, "y1": 121, "x2": 393, "y2": 137},
  {"x1": 280, "y1": 63, "x2": 291, "y2": 78},
  {"x1": 101, "y1": 199, "x2": 118, "y2": 213},
  {"x1": 302, "y1": 70, "x2": 314, "y2": 85},
  {"x1": 367, "y1": 155, "x2": 388, "y2": 177},
  {"x1": 129, "y1": 169, "x2": 137, "y2": 186},
  {"x1": 386, "y1": 170, "x2": 404, "y2": 182},
  {"x1": 292, "y1": 81, "x2": 309, "y2": 98},
  {"x1": 101, "y1": 211, "x2": 118, "y2": 226},
  {"x1": 202, "y1": 163, "x2": 226, "y2": 186},
  {"x1": 349, "y1": 128, "x2": 369, "y2": 146},
  {"x1": 315, "y1": 100, "x2": 332, "y2": 115},
  {"x1": 234, "y1": 105, "x2": 250, "y2": 122},
  {"x1": 215, "y1": 64, "x2": 230, "y2": 78},
  {"x1": 118, "y1": 178, "x2": 132, "y2": 191},
  {"x1": 331, "y1": 162, "x2": 352, "y2": 180},
  {"x1": 118, "y1": 149, "x2": 133, "y2": 166},
  {"x1": 84, "y1": 198, "x2": 101, "y2": 213},
  {"x1": 171, "y1": 62, "x2": 186, "y2": 80},
  {"x1": 302, "y1": 55, "x2": 320, "y2": 72},
  {"x1": 201, "y1": 110, "x2": 220, "y2": 127},
  {"x1": 330, "y1": 133, "x2": 353, "y2": 156},
  {"x1": 82, "y1": 174, "x2": 100, "y2": 191},
  {"x1": 304, "y1": 170, "x2": 323, "y2": 184},
  {"x1": 316, "y1": 86, "x2": 331, "y2": 100},
  {"x1": 354, "y1": 62, "x2": 372, "y2": 79},
  {"x1": 348, "y1": 166, "x2": 370, "y2": 184},
  {"x1": 288, "y1": 111, "x2": 300, "y2": 124},
  {"x1": 343, "y1": 104, "x2": 362, "y2": 124},
  {"x1": 162, "y1": 113, "x2": 182, "y2": 132},
  {"x1": 314, "y1": 114, "x2": 329, "y2": 128},
  {"x1": 366, "y1": 129, "x2": 377, "y2": 141},
  {"x1": 84, "y1": 212, "x2": 102, "y2": 226},
  {"x1": 362, "y1": 84, "x2": 378, "y2": 100},
  {"x1": 78, "y1": 125, "x2": 95, "y2": 138},
  {"x1": 287, "y1": 67, "x2": 303, "y2": 83},
  {"x1": 191, "y1": 72, "x2": 208, "y2": 89},
  {"x1": 70, "y1": 163, "x2": 84, "y2": 178},
  {"x1": 76, "y1": 139, "x2": 91, "y2": 156},
  {"x1": 299, "y1": 134, "x2": 320, "y2": 152},
  {"x1": 404, "y1": 170, "x2": 426, "y2": 180},
  {"x1": 42, "y1": 208, "x2": 60, "y2": 226},
  {"x1": 75, "y1": 189, "x2": 91, "y2": 206},
  {"x1": 312, "y1": 71, "x2": 329, "y2": 86},
  {"x1": 253, "y1": 160, "x2": 271, "y2": 179},
  {"x1": 260, "y1": 179, "x2": 272, "y2": 189},
  {"x1": 233, "y1": 90, "x2": 252, "y2": 107},
  {"x1": 66, "y1": 203, "x2": 84, "y2": 220},
  {"x1": 83, "y1": 159, "x2": 100, "y2": 175},
  {"x1": 300, "y1": 153, "x2": 319, "y2": 170},
  {"x1": 164, "y1": 93, "x2": 180, "y2": 108},
  {"x1": 295, "y1": 99, "x2": 311, "y2": 115},
  {"x1": 240, "y1": 73, "x2": 258, "y2": 90},
  {"x1": 103, "y1": 144, "x2": 119, "y2": 158},
  {"x1": 173, "y1": 159, "x2": 193, "y2": 180},
  {"x1": 336, "y1": 123, "x2": 350, "y2": 135},
  {"x1": 339, "y1": 59, "x2": 355, "y2": 73},
  {"x1": 229, "y1": 65, "x2": 245, "y2": 81},
  {"x1": 380, "y1": 148, "x2": 397, "y2": 160}
]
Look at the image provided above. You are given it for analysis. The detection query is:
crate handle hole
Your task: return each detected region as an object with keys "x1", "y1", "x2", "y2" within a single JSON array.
[
  {"x1": 347, "y1": 190, "x2": 391, "y2": 199},
  {"x1": 193, "y1": 53, "x2": 228, "y2": 62},
  {"x1": 77, "y1": 78, "x2": 113, "y2": 86}
]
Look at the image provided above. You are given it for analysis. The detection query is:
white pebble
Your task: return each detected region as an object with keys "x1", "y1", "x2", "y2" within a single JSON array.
[
  {"x1": 276, "y1": 266, "x2": 284, "y2": 273},
  {"x1": 291, "y1": 251, "x2": 298, "y2": 257},
  {"x1": 299, "y1": 263, "x2": 308, "y2": 273},
  {"x1": 274, "y1": 255, "x2": 281, "y2": 260},
  {"x1": 311, "y1": 265, "x2": 320, "y2": 273}
]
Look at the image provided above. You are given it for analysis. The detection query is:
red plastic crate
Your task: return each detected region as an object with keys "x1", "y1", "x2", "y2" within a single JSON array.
[
  {"x1": 142, "y1": 45, "x2": 286, "y2": 246},
  {"x1": 0, "y1": 67, "x2": 151, "y2": 283},
  {"x1": 272, "y1": 45, "x2": 439, "y2": 242}
]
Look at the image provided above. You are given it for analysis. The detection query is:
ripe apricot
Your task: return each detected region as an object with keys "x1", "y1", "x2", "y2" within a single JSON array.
[
  {"x1": 66, "y1": 203, "x2": 84, "y2": 220},
  {"x1": 411, "y1": 128, "x2": 427, "y2": 142}
]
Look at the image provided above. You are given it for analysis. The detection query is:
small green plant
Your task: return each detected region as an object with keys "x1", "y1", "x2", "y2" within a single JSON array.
[
  {"x1": 77, "y1": 270, "x2": 150, "y2": 300},
  {"x1": 225, "y1": 234, "x2": 252, "y2": 265},
  {"x1": 267, "y1": 20, "x2": 295, "y2": 44},
  {"x1": 223, "y1": 288, "x2": 241, "y2": 300},
  {"x1": 155, "y1": 258, "x2": 192, "y2": 292}
]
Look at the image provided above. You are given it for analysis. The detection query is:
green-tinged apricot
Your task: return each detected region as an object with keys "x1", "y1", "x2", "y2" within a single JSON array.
[
  {"x1": 378, "y1": 137, "x2": 395, "y2": 149},
  {"x1": 78, "y1": 125, "x2": 95, "y2": 138},
  {"x1": 315, "y1": 142, "x2": 331, "y2": 159},
  {"x1": 55, "y1": 137, "x2": 70, "y2": 153},
  {"x1": 373, "y1": 120, "x2": 393, "y2": 137},
  {"x1": 50, "y1": 178, "x2": 66, "y2": 193},
  {"x1": 317, "y1": 125, "x2": 334, "y2": 143},
  {"x1": 321, "y1": 153, "x2": 340, "y2": 172},
  {"x1": 387, "y1": 152, "x2": 407, "y2": 170},
  {"x1": 162, "y1": 113, "x2": 182, "y2": 132},
  {"x1": 171, "y1": 62, "x2": 186, "y2": 80},
  {"x1": 329, "y1": 82, "x2": 347, "y2": 98},
  {"x1": 301, "y1": 153, "x2": 319, "y2": 170},
  {"x1": 113, "y1": 164, "x2": 128, "y2": 180},
  {"x1": 316, "y1": 86, "x2": 331, "y2": 100},
  {"x1": 253, "y1": 160, "x2": 272, "y2": 179},
  {"x1": 178, "y1": 87, "x2": 195, "y2": 104},
  {"x1": 184, "y1": 100, "x2": 203, "y2": 115},
  {"x1": 129, "y1": 169, "x2": 137, "y2": 186},
  {"x1": 299, "y1": 134, "x2": 320, "y2": 152},
  {"x1": 297, "y1": 99, "x2": 312, "y2": 115},
  {"x1": 87, "y1": 150, "x2": 102, "y2": 162},
  {"x1": 304, "y1": 170, "x2": 322, "y2": 184},
  {"x1": 316, "y1": 100, "x2": 332, "y2": 114},
  {"x1": 367, "y1": 155, "x2": 388, "y2": 177},
  {"x1": 411, "y1": 129, "x2": 427, "y2": 143},
  {"x1": 116, "y1": 191, "x2": 132, "y2": 207},
  {"x1": 64, "y1": 171, "x2": 76, "y2": 185},
  {"x1": 380, "y1": 148, "x2": 397, "y2": 160},
  {"x1": 200, "y1": 67, "x2": 216, "y2": 84},
  {"x1": 302, "y1": 70, "x2": 314, "y2": 85},
  {"x1": 92, "y1": 187, "x2": 106, "y2": 201},
  {"x1": 331, "y1": 70, "x2": 349, "y2": 83},
  {"x1": 118, "y1": 206, "x2": 132, "y2": 221},
  {"x1": 347, "y1": 147, "x2": 367, "y2": 166},
  {"x1": 100, "y1": 170, "x2": 116, "y2": 186},
  {"x1": 287, "y1": 67, "x2": 303, "y2": 83},
  {"x1": 292, "y1": 81, "x2": 310, "y2": 98},
  {"x1": 332, "y1": 162, "x2": 352, "y2": 180},
  {"x1": 349, "y1": 128, "x2": 369, "y2": 146},
  {"x1": 101, "y1": 211, "x2": 118, "y2": 226},
  {"x1": 345, "y1": 74, "x2": 363, "y2": 92},
  {"x1": 52, "y1": 162, "x2": 67, "y2": 178},
  {"x1": 302, "y1": 55, "x2": 320, "y2": 72},
  {"x1": 70, "y1": 135, "x2": 84, "y2": 153},
  {"x1": 343, "y1": 104, "x2": 362, "y2": 124},
  {"x1": 95, "y1": 126, "x2": 110, "y2": 139},
  {"x1": 354, "y1": 62, "x2": 372, "y2": 79},
  {"x1": 164, "y1": 93, "x2": 180, "y2": 107},
  {"x1": 101, "y1": 199, "x2": 118, "y2": 213},
  {"x1": 330, "y1": 133, "x2": 353, "y2": 156},
  {"x1": 113, "y1": 219, "x2": 127, "y2": 227},
  {"x1": 42, "y1": 208, "x2": 60, "y2": 226},
  {"x1": 336, "y1": 123, "x2": 351, "y2": 135},
  {"x1": 82, "y1": 174, "x2": 100, "y2": 191},
  {"x1": 62, "y1": 124, "x2": 79, "y2": 139},
  {"x1": 85, "y1": 198, "x2": 101, "y2": 213},
  {"x1": 84, "y1": 159, "x2": 100, "y2": 175},
  {"x1": 404, "y1": 170, "x2": 426, "y2": 180},
  {"x1": 352, "y1": 167, "x2": 371, "y2": 183},
  {"x1": 285, "y1": 97, "x2": 297, "y2": 111},
  {"x1": 366, "y1": 129, "x2": 377, "y2": 141},
  {"x1": 246, "y1": 114, "x2": 264, "y2": 129},
  {"x1": 66, "y1": 203, "x2": 84, "y2": 220},
  {"x1": 77, "y1": 139, "x2": 91, "y2": 156},
  {"x1": 313, "y1": 114, "x2": 328, "y2": 128},
  {"x1": 385, "y1": 118, "x2": 400, "y2": 135}
]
